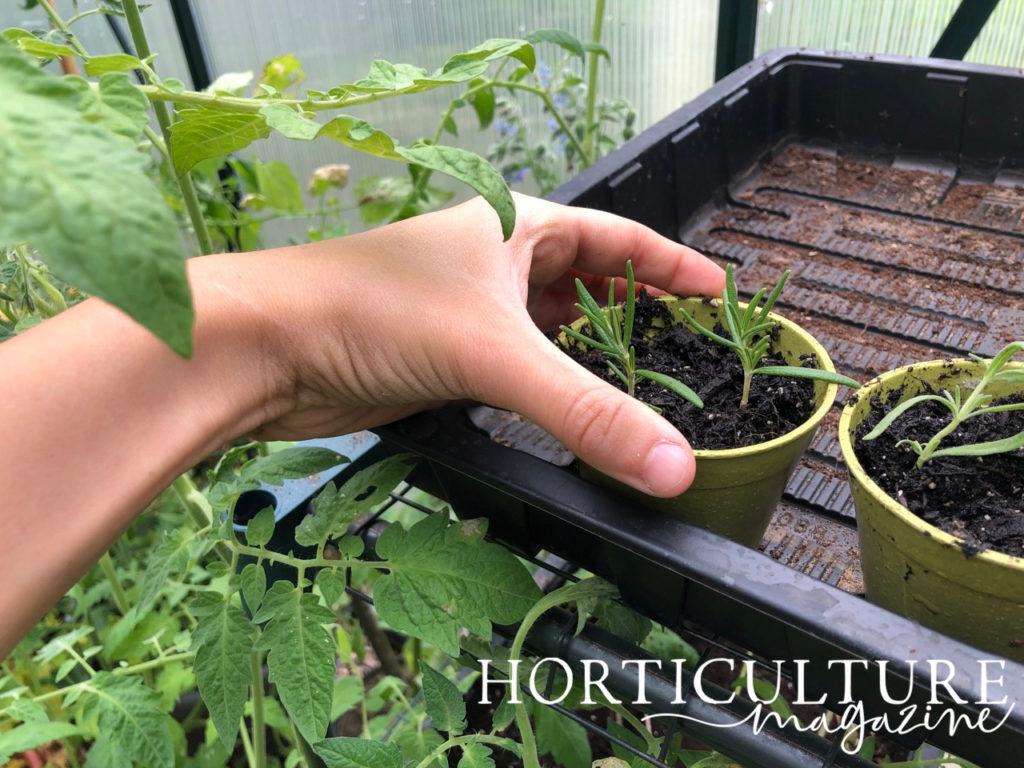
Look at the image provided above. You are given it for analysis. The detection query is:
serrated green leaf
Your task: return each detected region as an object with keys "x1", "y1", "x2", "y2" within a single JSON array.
[
  {"x1": 34, "y1": 626, "x2": 93, "y2": 664},
  {"x1": 3, "y1": 698, "x2": 48, "y2": 724},
  {"x1": 84, "y1": 53, "x2": 143, "y2": 75},
  {"x1": 0, "y1": 259, "x2": 18, "y2": 283},
  {"x1": 83, "y1": 735, "x2": 132, "y2": 768},
  {"x1": 260, "y1": 54, "x2": 304, "y2": 93},
  {"x1": 0, "y1": 722, "x2": 86, "y2": 762},
  {"x1": 259, "y1": 102, "x2": 321, "y2": 140},
  {"x1": 354, "y1": 175, "x2": 415, "y2": 223},
  {"x1": 81, "y1": 673, "x2": 174, "y2": 768},
  {"x1": 313, "y1": 737, "x2": 402, "y2": 768},
  {"x1": 337, "y1": 454, "x2": 417, "y2": 512},
  {"x1": 315, "y1": 568, "x2": 347, "y2": 610},
  {"x1": 534, "y1": 704, "x2": 590, "y2": 768},
  {"x1": 453, "y1": 38, "x2": 535, "y2": 71},
  {"x1": 582, "y1": 41, "x2": 611, "y2": 59},
  {"x1": 319, "y1": 114, "x2": 402, "y2": 159},
  {"x1": 64, "y1": 72, "x2": 149, "y2": 142},
  {"x1": 244, "y1": 506, "x2": 276, "y2": 547},
  {"x1": 254, "y1": 158, "x2": 303, "y2": 212},
  {"x1": 169, "y1": 107, "x2": 271, "y2": 175},
  {"x1": 526, "y1": 28, "x2": 586, "y2": 59},
  {"x1": 351, "y1": 59, "x2": 428, "y2": 91},
  {"x1": 591, "y1": 599, "x2": 652, "y2": 645},
  {"x1": 373, "y1": 514, "x2": 540, "y2": 656},
  {"x1": 642, "y1": 626, "x2": 699, "y2": 670},
  {"x1": 189, "y1": 591, "x2": 255, "y2": 751},
  {"x1": 206, "y1": 70, "x2": 254, "y2": 96},
  {"x1": 254, "y1": 582, "x2": 336, "y2": 743},
  {"x1": 297, "y1": 455, "x2": 416, "y2": 547},
  {"x1": 469, "y1": 85, "x2": 495, "y2": 128},
  {"x1": 15, "y1": 36, "x2": 75, "y2": 59},
  {"x1": 391, "y1": 720, "x2": 444, "y2": 764},
  {"x1": 395, "y1": 144, "x2": 514, "y2": 240},
  {"x1": 238, "y1": 446, "x2": 347, "y2": 489},
  {"x1": 239, "y1": 562, "x2": 267, "y2": 614},
  {"x1": 0, "y1": 38, "x2": 192, "y2": 355},
  {"x1": 605, "y1": 720, "x2": 648, "y2": 767},
  {"x1": 294, "y1": 485, "x2": 344, "y2": 548},
  {"x1": 458, "y1": 741, "x2": 496, "y2": 768},
  {"x1": 137, "y1": 528, "x2": 192, "y2": 613},
  {"x1": 491, "y1": 690, "x2": 514, "y2": 731},
  {"x1": 421, "y1": 665, "x2": 466, "y2": 735},
  {"x1": 330, "y1": 676, "x2": 364, "y2": 721}
]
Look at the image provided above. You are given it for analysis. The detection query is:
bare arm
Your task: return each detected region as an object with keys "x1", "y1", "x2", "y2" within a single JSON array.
[{"x1": 0, "y1": 194, "x2": 724, "y2": 656}]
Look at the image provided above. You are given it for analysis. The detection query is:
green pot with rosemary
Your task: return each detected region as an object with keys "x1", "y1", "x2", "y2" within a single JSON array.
[
  {"x1": 839, "y1": 344, "x2": 1024, "y2": 661},
  {"x1": 560, "y1": 264, "x2": 857, "y2": 547}
]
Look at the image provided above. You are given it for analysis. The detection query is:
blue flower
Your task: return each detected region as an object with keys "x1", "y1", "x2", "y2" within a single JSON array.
[
  {"x1": 504, "y1": 167, "x2": 529, "y2": 184},
  {"x1": 537, "y1": 61, "x2": 552, "y2": 88},
  {"x1": 495, "y1": 118, "x2": 518, "y2": 137}
]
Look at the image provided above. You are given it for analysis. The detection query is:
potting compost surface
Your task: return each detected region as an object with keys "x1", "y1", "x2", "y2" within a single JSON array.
[{"x1": 479, "y1": 141, "x2": 1024, "y2": 595}]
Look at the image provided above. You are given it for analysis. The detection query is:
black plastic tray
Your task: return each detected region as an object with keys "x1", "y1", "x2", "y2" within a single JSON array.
[{"x1": 409, "y1": 49, "x2": 1024, "y2": 763}]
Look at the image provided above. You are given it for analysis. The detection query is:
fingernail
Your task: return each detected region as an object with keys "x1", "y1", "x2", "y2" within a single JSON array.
[{"x1": 642, "y1": 442, "x2": 692, "y2": 496}]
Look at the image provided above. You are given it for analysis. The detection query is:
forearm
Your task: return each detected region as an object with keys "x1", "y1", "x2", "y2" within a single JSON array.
[{"x1": 0, "y1": 252, "x2": 289, "y2": 656}]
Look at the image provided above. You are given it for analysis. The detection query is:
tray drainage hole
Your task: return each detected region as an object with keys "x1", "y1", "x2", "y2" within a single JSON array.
[{"x1": 233, "y1": 489, "x2": 278, "y2": 528}]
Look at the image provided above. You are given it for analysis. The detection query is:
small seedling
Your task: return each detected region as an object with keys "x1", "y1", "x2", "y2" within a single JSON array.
[
  {"x1": 677, "y1": 265, "x2": 861, "y2": 407},
  {"x1": 560, "y1": 261, "x2": 703, "y2": 411},
  {"x1": 862, "y1": 340, "x2": 1024, "y2": 467}
]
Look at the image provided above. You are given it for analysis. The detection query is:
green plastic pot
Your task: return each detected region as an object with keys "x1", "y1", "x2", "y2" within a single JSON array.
[
  {"x1": 566, "y1": 296, "x2": 840, "y2": 548},
  {"x1": 838, "y1": 359, "x2": 1024, "y2": 661}
]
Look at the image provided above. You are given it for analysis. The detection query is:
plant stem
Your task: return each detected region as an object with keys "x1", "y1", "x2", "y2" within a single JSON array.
[
  {"x1": 98, "y1": 553, "x2": 130, "y2": 616},
  {"x1": 122, "y1": 0, "x2": 215, "y2": 257},
  {"x1": 66, "y1": 7, "x2": 108, "y2": 26},
  {"x1": 412, "y1": 734, "x2": 518, "y2": 768},
  {"x1": 140, "y1": 83, "x2": 433, "y2": 115},
  {"x1": 142, "y1": 125, "x2": 172, "y2": 165},
  {"x1": 289, "y1": 717, "x2": 323, "y2": 768},
  {"x1": 233, "y1": 542, "x2": 363, "y2": 571},
  {"x1": 740, "y1": 369, "x2": 752, "y2": 408},
  {"x1": 250, "y1": 651, "x2": 267, "y2": 768},
  {"x1": 239, "y1": 716, "x2": 257, "y2": 768},
  {"x1": 170, "y1": 474, "x2": 234, "y2": 563},
  {"x1": 497, "y1": 81, "x2": 591, "y2": 165},
  {"x1": 583, "y1": 0, "x2": 607, "y2": 161},
  {"x1": 30, "y1": 651, "x2": 194, "y2": 704},
  {"x1": 350, "y1": 598, "x2": 407, "y2": 681},
  {"x1": 38, "y1": 0, "x2": 88, "y2": 58}
]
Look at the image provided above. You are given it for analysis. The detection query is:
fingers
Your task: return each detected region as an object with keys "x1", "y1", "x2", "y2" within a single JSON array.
[
  {"x1": 519, "y1": 196, "x2": 726, "y2": 297},
  {"x1": 470, "y1": 325, "x2": 696, "y2": 498}
]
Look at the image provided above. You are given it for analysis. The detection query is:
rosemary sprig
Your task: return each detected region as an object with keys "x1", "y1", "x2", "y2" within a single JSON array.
[
  {"x1": 862, "y1": 341, "x2": 1024, "y2": 467},
  {"x1": 560, "y1": 261, "x2": 703, "y2": 412},
  {"x1": 677, "y1": 265, "x2": 860, "y2": 407}
]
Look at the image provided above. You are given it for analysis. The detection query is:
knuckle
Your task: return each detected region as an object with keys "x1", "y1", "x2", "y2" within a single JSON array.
[{"x1": 563, "y1": 384, "x2": 629, "y2": 458}]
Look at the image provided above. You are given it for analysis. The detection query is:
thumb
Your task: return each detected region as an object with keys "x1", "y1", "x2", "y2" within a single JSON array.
[{"x1": 480, "y1": 330, "x2": 696, "y2": 497}]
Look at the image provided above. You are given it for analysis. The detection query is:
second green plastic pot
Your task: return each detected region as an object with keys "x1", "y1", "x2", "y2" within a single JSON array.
[
  {"x1": 839, "y1": 359, "x2": 1024, "y2": 661},
  {"x1": 567, "y1": 296, "x2": 840, "y2": 548}
]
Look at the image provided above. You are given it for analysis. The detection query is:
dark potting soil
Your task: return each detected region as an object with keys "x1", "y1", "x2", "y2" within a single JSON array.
[
  {"x1": 561, "y1": 291, "x2": 818, "y2": 450},
  {"x1": 853, "y1": 379, "x2": 1024, "y2": 559}
]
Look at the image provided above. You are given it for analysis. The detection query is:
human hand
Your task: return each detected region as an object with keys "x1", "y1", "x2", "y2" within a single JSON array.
[{"x1": 226, "y1": 193, "x2": 725, "y2": 497}]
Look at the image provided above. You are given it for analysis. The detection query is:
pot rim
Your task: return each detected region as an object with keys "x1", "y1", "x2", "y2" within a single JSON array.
[
  {"x1": 562, "y1": 294, "x2": 841, "y2": 460},
  {"x1": 838, "y1": 357, "x2": 1024, "y2": 571}
]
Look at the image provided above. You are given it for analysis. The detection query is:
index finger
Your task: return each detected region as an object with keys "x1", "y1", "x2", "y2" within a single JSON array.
[{"x1": 522, "y1": 196, "x2": 726, "y2": 297}]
